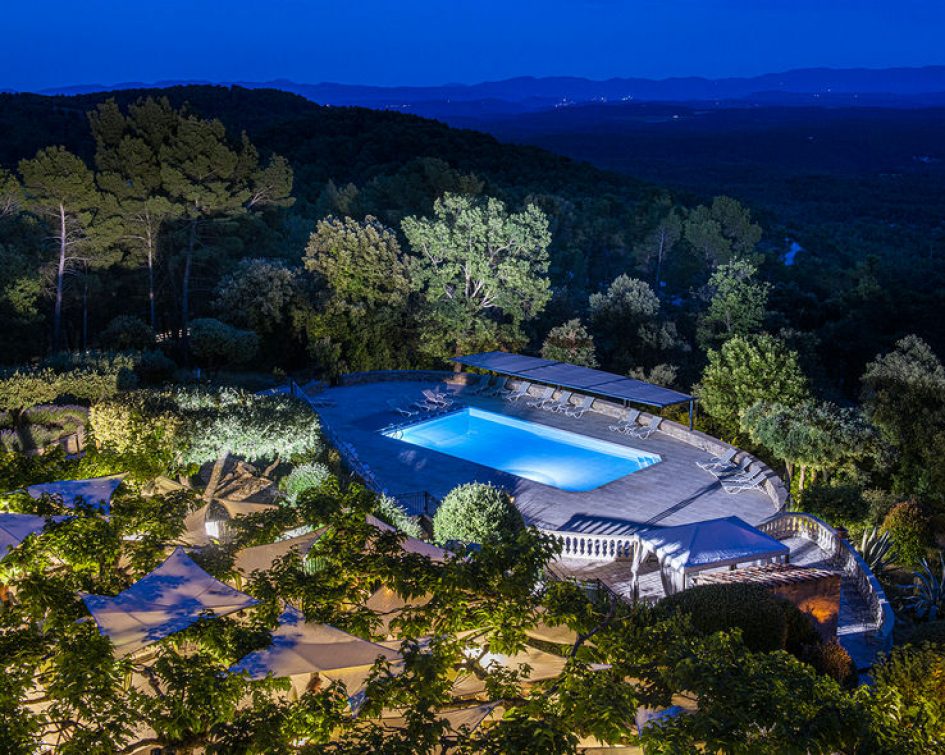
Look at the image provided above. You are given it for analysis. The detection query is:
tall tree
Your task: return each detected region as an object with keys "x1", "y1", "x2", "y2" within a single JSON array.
[
  {"x1": 588, "y1": 274, "x2": 682, "y2": 374},
  {"x1": 19, "y1": 147, "x2": 101, "y2": 351},
  {"x1": 540, "y1": 319, "x2": 598, "y2": 367},
  {"x1": 402, "y1": 193, "x2": 552, "y2": 361},
  {"x1": 634, "y1": 200, "x2": 682, "y2": 292},
  {"x1": 697, "y1": 259, "x2": 770, "y2": 350},
  {"x1": 90, "y1": 98, "x2": 181, "y2": 331},
  {"x1": 684, "y1": 196, "x2": 762, "y2": 269},
  {"x1": 303, "y1": 216, "x2": 411, "y2": 374},
  {"x1": 697, "y1": 333, "x2": 810, "y2": 442}
]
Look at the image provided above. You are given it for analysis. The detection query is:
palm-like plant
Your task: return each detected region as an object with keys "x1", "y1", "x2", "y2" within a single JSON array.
[
  {"x1": 903, "y1": 552, "x2": 945, "y2": 621},
  {"x1": 858, "y1": 526, "x2": 896, "y2": 578}
]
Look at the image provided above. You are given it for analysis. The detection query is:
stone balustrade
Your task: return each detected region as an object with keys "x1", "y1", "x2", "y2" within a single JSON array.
[{"x1": 541, "y1": 529, "x2": 635, "y2": 560}]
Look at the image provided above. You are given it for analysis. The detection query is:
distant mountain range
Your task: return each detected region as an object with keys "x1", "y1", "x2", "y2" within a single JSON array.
[{"x1": 9, "y1": 66, "x2": 945, "y2": 120}]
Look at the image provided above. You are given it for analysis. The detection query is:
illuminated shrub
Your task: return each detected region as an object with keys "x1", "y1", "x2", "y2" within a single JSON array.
[
  {"x1": 882, "y1": 501, "x2": 932, "y2": 567},
  {"x1": 432, "y1": 482, "x2": 522, "y2": 546},
  {"x1": 280, "y1": 462, "x2": 331, "y2": 504}
]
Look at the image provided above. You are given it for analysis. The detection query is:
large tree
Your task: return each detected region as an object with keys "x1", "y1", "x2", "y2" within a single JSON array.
[
  {"x1": 697, "y1": 333, "x2": 810, "y2": 442},
  {"x1": 588, "y1": 274, "x2": 681, "y2": 374},
  {"x1": 697, "y1": 259, "x2": 770, "y2": 350},
  {"x1": 18, "y1": 147, "x2": 102, "y2": 351},
  {"x1": 861, "y1": 335, "x2": 945, "y2": 503},
  {"x1": 684, "y1": 195, "x2": 762, "y2": 269},
  {"x1": 303, "y1": 216, "x2": 411, "y2": 374},
  {"x1": 402, "y1": 193, "x2": 552, "y2": 361}
]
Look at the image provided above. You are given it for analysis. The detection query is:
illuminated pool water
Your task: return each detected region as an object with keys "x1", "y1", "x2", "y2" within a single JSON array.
[{"x1": 382, "y1": 407, "x2": 660, "y2": 492}]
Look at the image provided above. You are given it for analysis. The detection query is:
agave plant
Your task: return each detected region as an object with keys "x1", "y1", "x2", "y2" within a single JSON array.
[
  {"x1": 858, "y1": 526, "x2": 896, "y2": 578},
  {"x1": 903, "y1": 552, "x2": 945, "y2": 621}
]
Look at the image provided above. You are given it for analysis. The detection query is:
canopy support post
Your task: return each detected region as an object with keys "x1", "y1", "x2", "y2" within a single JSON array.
[{"x1": 688, "y1": 399, "x2": 695, "y2": 431}]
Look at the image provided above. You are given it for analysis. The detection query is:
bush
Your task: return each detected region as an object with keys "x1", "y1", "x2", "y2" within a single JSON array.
[
  {"x1": 801, "y1": 483, "x2": 868, "y2": 532},
  {"x1": 659, "y1": 583, "x2": 819, "y2": 653},
  {"x1": 432, "y1": 483, "x2": 523, "y2": 546},
  {"x1": 99, "y1": 315, "x2": 155, "y2": 351},
  {"x1": 133, "y1": 350, "x2": 177, "y2": 385},
  {"x1": 189, "y1": 318, "x2": 259, "y2": 371},
  {"x1": 800, "y1": 638, "x2": 857, "y2": 687},
  {"x1": 540, "y1": 319, "x2": 597, "y2": 367},
  {"x1": 280, "y1": 462, "x2": 331, "y2": 505},
  {"x1": 373, "y1": 494, "x2": 424, "y2": 539},
  {"x1": 882, "y1": 501, "x2": 932, "y2": 567},
  {"x1": 907, "y1": 620, "x2": 945, "y2": 647}
]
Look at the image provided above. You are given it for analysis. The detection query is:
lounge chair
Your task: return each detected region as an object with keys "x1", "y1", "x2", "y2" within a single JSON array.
[
  {"x1": 609, "y1": 408, "x2": 641, "y2": 433},
  {"x1": 422, "y1": 388, "x2": 453, "y2": 407},
  {"x1": 469, "y1": 376, "x2": 495, "y2": 395},
  {"x1": 565, "y1": 394, "x2": 595, "y2": 418},
  {"x1": 386, "y1": 399, "x2": 418, "y2": 418},
  {"x1": 710, "y1": 458, "x2": 752, "y2": 481},
  {"x1": 722, "y1": 470, "x2": 767, "y2": 494},
  {"x1": 627, "y1": 415, "x2": 662, "y2": 439},
  {"x1": 545, "y1": 390, "x2": 573, "y2": 412},
  {"x1": 526, "y1": 386, "x2": 555, "y2": 408},
  {"x1": 697, "y1": 447, "x2": 737, "y2": 473},
  {"x1": 505, "y1": 381, "x2": 532, "y2": 402},
  {"x1": 484, "y1": 377, "x2": 509, "y2": 397},
  {"x1": 413, "y1": 399, "x2": 440, "y2": 412}
]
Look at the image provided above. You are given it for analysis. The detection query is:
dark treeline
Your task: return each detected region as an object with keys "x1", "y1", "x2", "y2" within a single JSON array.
[{"x1": 0, "y1": 84, "x2": 941, "y2": 398}]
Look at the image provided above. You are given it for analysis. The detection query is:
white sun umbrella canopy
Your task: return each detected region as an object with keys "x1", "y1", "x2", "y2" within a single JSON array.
[
  {"x1": 82, "y1": 547, "x2": 258, "y2": 656},
  {"x1": 366, "y1": 514, "x2": 449, "y2": 562},
  {"x1": 26, "y1": 474, "x2": 124, "y2": 514},
  {"x1": 632, "y1": 516, "x2": 789, "y2": 596},
  {"x1": 230, "y1": 605, "x2": 402, "y2": 697},
  {"x1": 0, "y1": 512, "x2": 56, "y2": 561}
]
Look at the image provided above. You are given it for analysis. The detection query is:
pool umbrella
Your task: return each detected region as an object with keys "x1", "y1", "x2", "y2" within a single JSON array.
[
  {"x1": 0, "y1": 512, "x2": 54, "y2": 561},
  {"x1": 26, "y1": 474, "x2": 124, "y2": 514},
  {"x1": 82, "y1": 546, "x2": 257, "y2": 656},
  {"x1": 230, "y1": 605, "x2": 402, "y2": 696}
]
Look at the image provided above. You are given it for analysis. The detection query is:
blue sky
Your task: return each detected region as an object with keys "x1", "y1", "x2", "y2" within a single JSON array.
[{"x1": 4, "y1": 0, "x2": 944, "y2": 90}]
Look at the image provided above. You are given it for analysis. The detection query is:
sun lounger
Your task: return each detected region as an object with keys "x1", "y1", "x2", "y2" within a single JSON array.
[
  {"x1": 505, "y1": 381, "x2": 532, "y2": 402},
  {"x1": 386, "y1": 399, "x2": 419, "y2": 417},
  {"x1": 545, "y1": 390, "x2": 574, "y2": 412},
  {"x1": 697, "y1": 447, "x2": 737, "y2": 472},
  {"x1": 485, "y1": 377, "x2": 510, "y2": 397},
  {"x1": 421, "y1": 388, "x2": 452, "y2": 407},
  {"x1": 413, "y1": 399, "x2": 440, "y2": 412},
  {"x1": 469, "y1": 376, "x2": 495, "y2": 395},
  {"x1": 722, "y1": 470, "x2": 767, "y2": 494},
  {"x1": 627, "y1": 415, "x2": 662, "y2": 439},
  {"x1": 608, "y1": 408, "x2": 641, "y2": 433},
  {"x1": 710, "y1": 458, "x2": 753, "y2": 481},
  {"x1": 565, "y1": 394, "x2": 595, "y2": 417},
  {"x1": 526, "y1": 386, "x2": 555, "y2": 408}
]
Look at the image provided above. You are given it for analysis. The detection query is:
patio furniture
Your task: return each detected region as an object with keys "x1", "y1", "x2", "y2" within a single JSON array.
[
  {"x1": 470, "y1": 376, "x2": 495, "y2": 395},
  {"x1": 545, "y1": 390, "x2": 574, "y2": 412},
  {"x1": 627, "y1": 415, "x2": 662, "y2": 439},
  {"x1": 565, "y1": 394, "x2": 595, "y2": 418},
  {"x1": 386, "y1": 399, "x2": 419, "y2": 417},
  {"x1": 608, "y1": 408, "x2": 641, "y2": 433},
  {"x1": 697, "y1": 447, "x2": 737, "y2": 473},
  {"x1": 422, "y1": 388, "x2": 453, "y2": 407},
  {"x1": 709, "y1": 458, "x2": 752, "y2": 481},
  {"x1": 505, "y1": 381, "x2": 532, "y2": 402},
  {"x1": 485, "y1": 377, "x2": 510, "y2": 397},
  {"x1": 722, "y1": 470, "x2": 767, "y2": 494},
  {"x1": 526, "y1": 386, "x2": 555, "y2": 408}
]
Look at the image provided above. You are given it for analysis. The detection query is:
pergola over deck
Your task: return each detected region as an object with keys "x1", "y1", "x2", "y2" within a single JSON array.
[{"x1": 452, "y1": 350, "x2": 697, "y2": 428}]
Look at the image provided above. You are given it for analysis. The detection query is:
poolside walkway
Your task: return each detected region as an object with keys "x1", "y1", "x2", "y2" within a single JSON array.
[{"x1": 313, "y1": 380, "x2": 778, "y2": 532}]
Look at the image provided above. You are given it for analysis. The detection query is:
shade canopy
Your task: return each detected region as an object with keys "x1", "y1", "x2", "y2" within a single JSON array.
[
  {"x1": 632, "y1": 516, "x2": 789, "y2": 595},
  {"x1": 233, "y1": 530, "x2": 325, "y2": 577},
  {"x1": 453, "y1": 351, "x2": 693, "y2": 409},
  {"x1": 0, "y1": 512, "x2": 52, "y2": 561},
  {"x1": 83, "y1": 547, "x2": 257, "y2": 655},
  {"x1": 230, "y1": 605, "x2": 401, "y2": 693},
  {"x1": 27, "y1": 475, "x2": 123, "y2": 513},
  {"x1": 181, "y1": 499, "x2": 279, "y2": 546}
]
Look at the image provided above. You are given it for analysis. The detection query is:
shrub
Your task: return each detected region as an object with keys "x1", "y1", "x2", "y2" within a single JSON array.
[
  {"x1": 373, "y1": 494, "x2": 424, "y2": 539},
  {"x1": 280, "y1": 462, "x2": 331, "y2": 505},
  {"x1": 801, "y1": 483, "x2": 869, "y2": 532},
  {"x1": 659, "y1": 583, "x2": 819, "y2": 654},
  {"x1": 882, "y1": 500, "x2": 932, "y2": 567},
  {"x1": 188, "y1": 318, "x2": 259, "y2": 371},
  {"x1": 540, "y1": 319, "x2": 598, "y2": 367},
  {"x1": 133, "y1": 350, "x2": 177, "y2": 384},
  {"x1": 99, "y1": 315, "x2": 155, "y2": 351},
  {"x1": 432, "y1": 483, "x2": 523, "y2": 546},
  {"x1": 800, "y1": 638, "x2": 857, "y2": 687}
]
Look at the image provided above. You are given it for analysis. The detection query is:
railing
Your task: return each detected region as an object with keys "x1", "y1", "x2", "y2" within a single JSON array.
[
  {"x1": 759, "y1": 511, "x2": 895, "y2": 654},
  {"x1": 391, "y1": 490, "x2": 439, "y2": 517},
  {"x1": 541, "y1": 529, "x2": 635, "y2": 560}
]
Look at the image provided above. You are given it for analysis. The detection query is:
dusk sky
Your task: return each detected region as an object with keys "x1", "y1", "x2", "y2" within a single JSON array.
[{"x1": 5, "y1": 0, "x2": 945, "y2": 91}]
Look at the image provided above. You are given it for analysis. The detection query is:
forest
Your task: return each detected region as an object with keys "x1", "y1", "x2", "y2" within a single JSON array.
[{"x1": 0, "y1": 85, "x2": 943, "y2": 751}]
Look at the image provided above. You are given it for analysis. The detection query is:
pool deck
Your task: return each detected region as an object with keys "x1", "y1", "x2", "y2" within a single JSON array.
[{"x1": 313, "y1": 380, "x2": 778, "y2": 533}]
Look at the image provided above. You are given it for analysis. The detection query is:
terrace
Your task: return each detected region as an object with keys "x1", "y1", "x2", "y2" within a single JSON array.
[{"x1": 308, "y1": 369, "x2": 892, "y2": 670}]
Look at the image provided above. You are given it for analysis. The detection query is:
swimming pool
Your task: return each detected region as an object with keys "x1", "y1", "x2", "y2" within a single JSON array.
[{"x1": 382, "y1": 407, "x2": 660, "y2": 492}]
